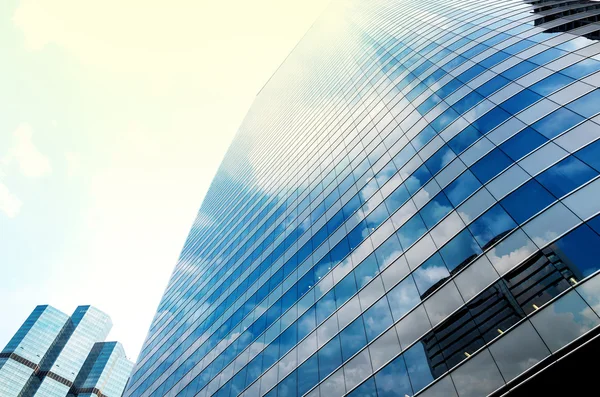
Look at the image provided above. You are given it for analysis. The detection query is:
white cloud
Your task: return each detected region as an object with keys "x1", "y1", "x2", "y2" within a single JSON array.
[
  {"x1": 0, "y1": 182, "x2": 22, "y2": 218},
  {"x1": 10, "y1": 123, "x2": 52, "y2": 178}
]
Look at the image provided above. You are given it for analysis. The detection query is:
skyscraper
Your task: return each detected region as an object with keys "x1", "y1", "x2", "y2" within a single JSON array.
[
  {"x1": 125, "y1": 0, "x2": 600, "y2": 396},
  {"x1": 0, "y1": 305, "x2": 133, "y2": 397}
]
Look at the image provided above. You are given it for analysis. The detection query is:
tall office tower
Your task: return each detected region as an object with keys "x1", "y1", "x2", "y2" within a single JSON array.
[
  {"x1": 125, "y1": 0, "x2": 600, "y2": 396},
  {"x1": 0, "y1": 306, "x2": 69, "y2": 396},
  {"x1": 0, "y1": 305, "x2": 133, "y2": 397},
  {"x1": 69, "y1": 342, "x2": 135, "y2": 397}
]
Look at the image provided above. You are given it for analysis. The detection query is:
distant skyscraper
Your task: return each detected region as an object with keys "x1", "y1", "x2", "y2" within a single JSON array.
[
  {"x1": 0, "y1": 305, "x2": 133, "y2": 397},
  {"x1": 125, "y1": 0, "x2": 600, "y2": 396}
]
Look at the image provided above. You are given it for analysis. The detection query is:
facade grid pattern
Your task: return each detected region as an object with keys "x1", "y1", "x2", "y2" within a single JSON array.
[{"x1": 125, "y1": 0, "x2": 600, "y2": 396}]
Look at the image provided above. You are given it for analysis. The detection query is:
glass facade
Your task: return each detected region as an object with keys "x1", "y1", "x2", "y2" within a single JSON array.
[
  {"x1": 70, "y1": 342, "x2": 135, "y2": 397},
  {"x1": 125, "y1": 0, "x2": 600, "y2": 396},
  {"x1": 0, "y1": 305, "x2": 134, "y2": 397}
]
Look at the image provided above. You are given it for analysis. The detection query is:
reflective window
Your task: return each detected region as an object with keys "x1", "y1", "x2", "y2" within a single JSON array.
[
  {"x1": 440, "y1": 229, "x2": 482, "y2": 272},
  {"x1": 500, "y1": 180, "x2": 555, "y2": 224},
  {"x1": 363, "y1": 296, "x2": 394, "y2": 342},
  {"x1": 575, "y1": 138, "x2": 600, "y2": 172},
  {"x1": 444, "y1": 171, "x2": 481, "y2": 207},
  {"x1": 404, "y1": 342, "x2": 437, "y2": 392},
  {"x1": 530, "y1": 290, "x2": 600, "y2": 352},
  {"x1": 339, "y1": 317, "x2": 367, "y2": 362},
  {"x1": 470, "y1": 148, "x2": 512, "y2": 184},
  {"x1": 500, "y1": 127, "x2": 547, "y2": 161},
  {"x1": 536, "y1": 155, "x2": 597, "y2": 198},
  {"x1": 448, "y1": 126, "x2": 483, "y2": 155},
  {"x1": 565, "y1": 89, "x2": 600, "y2": 118},
  {"x1": 413, "y1": 253, "x2": 450, "y2": 298},
  {"x1": 374, "y1": 355, "x2": 413, "y2": 397},
  {"x1": 468, "y1": 204, "x2": 516, "y2": 249},
  {"x1": 420, "y1": 193, "x2": 453, "y2": 228},
  {"x1": 318, "y1": 336, "x2": 342, "y2": 380},
  {"x1": 531, "y1": 107, "x2": 584, "y2": 139},
  {"x1": 488, "y1": 320, "x2": 549, "y2": 382},
  {"x1": 387, "y1": 275, "x2": 421, "y2": 321}
]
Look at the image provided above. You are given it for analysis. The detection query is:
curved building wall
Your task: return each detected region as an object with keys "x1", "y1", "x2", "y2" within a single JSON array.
[{"x1": 125, "y1": 0, "x2": 600, "y2": 396}]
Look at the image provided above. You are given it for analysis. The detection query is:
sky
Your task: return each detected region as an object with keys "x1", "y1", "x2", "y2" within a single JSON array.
[{"x1": 0, "y1": 0, "x2": 330, "y2": 362}]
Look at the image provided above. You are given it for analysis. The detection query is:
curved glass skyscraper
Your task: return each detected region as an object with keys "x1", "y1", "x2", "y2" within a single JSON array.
[{"x1": 125, "y1": 0, "x2": 600, "y2": 396}]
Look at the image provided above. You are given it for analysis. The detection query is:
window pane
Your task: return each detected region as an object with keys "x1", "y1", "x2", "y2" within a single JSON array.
[
  {"x1": 420, "y1": 193, "x2": 453, "y2": 229},
  {"x1": 471, "y1": 148, "x2": 513, "y2": 184},
  {"x1": 531, "y1": 107, "x2": 584, "y2": 139},
  {"x1": 413, "y1": 253, "x2": 451, "y2": 298},
  {"x1": 500, "y1": 180, "x2": 555, "y2": 224},
  {"x1": 318, "y1": 336, "x2": 343, "y2": 380},
  {"x1": 339, "y1": 317, "x2": 367, "y2": 362},
  {"x1": 530, "y1": 290, "x2": 600, "y2": 352},
  {"x1": 500, "y1": 127, "x2": 547, "y2": 162},
  {"x1": 439, "y1": 229, "x2": 482, "y2": 272},
  {"x1": 488, "y1": 320, "x2": 550, "y2": 382},
  {"x1": 374, "y1": 355, "x2": 413, "y2": 397},
  {"x1": 450, "y1": 349, "x2": 504, "y2": 397},
  {"x1": 404, "y1": 342, "x2": 437, "y2": 393},
  {"x1": 468, "y1": 204, "x2": 516, "y2": 249},
  {"x1": 536, "y1": 156, "x2": 597, "y2": 198},
  {"x1": 346, "y1": 377, "x2": 377, "y2": 397},
  {"x1": 363, "y1": 297, "x2": 394, "y2": 342},
  {"x1": 387, "y1": 275, "x2": 421, "y2": 321},
  {"x1": 444, "y1": 171, "x2": 481, "y2": 207}
]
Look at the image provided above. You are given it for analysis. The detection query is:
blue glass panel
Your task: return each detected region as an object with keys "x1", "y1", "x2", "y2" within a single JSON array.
[
  {"x1": 316, "y1": 290, "x2": 336, "y2": 324},
  {"x1": 453, "y1": 91, "x2": 485, "y2": 114},
  {"x1": 500, "y1": 127, "x2": 548, "y2": 161},
  {"x1": 347, "y1": 377, "x2": 377, "y2": 397},
  {"x1": 479, "y1": 51, "x2": 511, "y2": 69},
  {"x1": 472, "y1": 107, "x2": 511, "y2": 134},
  {"x1": 374, "y1": 355, "x2": 413, "y2": 397},
  {"x1": 406, "y1": 165, "x2": 433, "y2": 195},
  {"x1": 413, "y1": 253, "x2": 450, "y2": 297},
  {"x1": 468, "y1": 204, "x2": 516, "y2": 249},
  {"x1": 575, "y1": 139, "x2": 600, "y2": 172},
  {"x1": 502, "y1": 60, "x2": 537, "y2": 80},
  {"x1": 297, "y1": 355, "x2": 319, "y2": 396},
  {"x1": 532, "y1": 108, "x2": 584, "y2": 139},
  {"x1": 397, "y1": 215, "x2": 427, "y2": 248},
  {"x1": 431, "y1": 107, "x2": 460, "y2": 133},
  {"x1": 425, "y1": 145, "x2": 456, "y2": 175},
  {"x1": 278, "y1": 372, "x2": 297, "y2": 397},
  {"x1": 439, "y1": 229, "x2": 482, "y2": 272},
  {"x1": 404, "y1": 342, "x2": 438, "y2": 392},
  {"x1": 339, "y1": 317, "x2": 368, "y2": 361},
  {"x1": 444, "y1": 170, "x2": 481, "y2": 207},
  {"x1": 387, "y1": 276, "x2": 421, "y2": 321},
  {"x1": 554, "y1": 224, "x2": 600, "y2": 278},
  {"x1": 385, "y1": 184, "x2": 411, "y2": 214},
  {"x1": 355, "y1": 253, "x2": 380, "y2": 289},
  {"x1": 529, "y1": 48, "x2": 567, "y2": 65},
  {"x1": 470, "y1": 148, "x2": 513, "y2": 184},
  {"x1": 318, "y1": 336, "x2": 342, "y2": 380},
  {"x1": 335, "y1": 272, "x2": 358, "y2": 307},
  {"x1": 476, "y1": 75, "x2": 511, "y2": 97},
  {"x1": 565, "y1": 89, "x2": 600, "y2": 118},
  {"x1": 499, "y1": 89, "x2": 542, "y2": 114},
  {"x1": 529, "y1": 73, "x2": 574, "y2": 96},
  {"x1": 413, "y1": 126, "x2": 438, "y2": 151},
  {"x1": 536, "y1": 156, "x2": 597, "y2": 198},
  {"x1": 561, "y1": 58, "x2": 600, "y2": 79},
  {"x1": 448, "y1": 125, "x2": 483, "y2": 154},
  {"x1": 500, "y1": 180, "x2": 555, "y2": 224},
  {"x1": 420, "y1": 193, "x2": 453, "y2": 228},
  {"x1": 363, "y1": 297, "x2": 394, "y2": 342}
]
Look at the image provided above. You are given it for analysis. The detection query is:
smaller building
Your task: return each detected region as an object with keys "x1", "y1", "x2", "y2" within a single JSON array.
[{"x1": 0, "y1": 305, "x2": 133, "y2": 397}]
